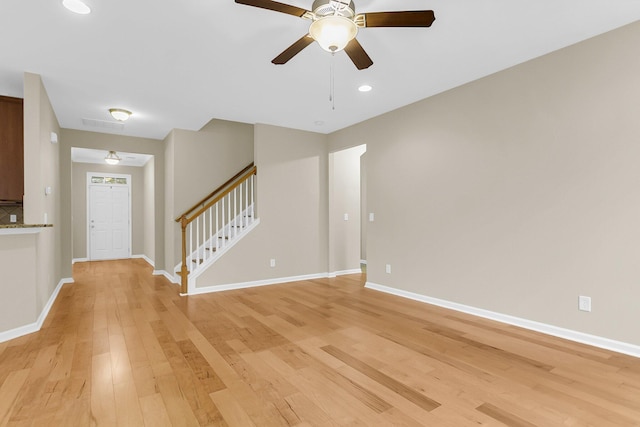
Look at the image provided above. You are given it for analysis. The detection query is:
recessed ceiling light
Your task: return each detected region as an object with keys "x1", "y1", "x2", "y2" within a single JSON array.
[
  {"x1": 109, "y1": 108, "x2": 132, "y2": 121},
  {"x1": 62, "y1": 0, "x2": 91, "y2": 15},
  {"x1": 314, "y1": 121, "x2": 325, "y2": 126},
  {"x1": 358, "y1": 85, "x2": 373, "y2": 92}
]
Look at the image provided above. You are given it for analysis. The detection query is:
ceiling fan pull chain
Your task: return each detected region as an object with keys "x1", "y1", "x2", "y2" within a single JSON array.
[{"x1": 330, "y1": 53, "x2": 336, "y2": 110}]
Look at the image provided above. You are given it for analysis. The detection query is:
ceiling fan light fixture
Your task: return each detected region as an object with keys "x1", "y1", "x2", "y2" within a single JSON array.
[
  {"x1": 109, "y1": 108, "x2": 132, "y2": 121},
  {"x1": 309, "y1": 15, "x2": 357, "y2": 52},
  {"x1": 105, "y1": 151, "x2": 121, "y2": 165}
]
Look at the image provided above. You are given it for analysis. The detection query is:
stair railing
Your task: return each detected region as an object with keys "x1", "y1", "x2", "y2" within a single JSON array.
[{"x1": 175, "y1": 163, "x2": 257, "y2": 294}]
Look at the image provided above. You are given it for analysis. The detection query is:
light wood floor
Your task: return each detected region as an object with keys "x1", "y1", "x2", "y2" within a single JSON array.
[{"x1": 1, "y1": 259, "x2": 639, "y2": 426}]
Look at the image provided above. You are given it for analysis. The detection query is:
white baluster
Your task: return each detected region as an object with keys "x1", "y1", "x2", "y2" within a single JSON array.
[
  {"x1": 208, "y1": 205, "x2": 213, "y2": 258},
  {"x1": 233, "y1": 187, "x2": 237, "y2": 238},
  {"x1": 221, "y1": 197, "x2": 226, "y2": 248},
  {"x1": 244, "y1": 179, "x2": 248, "y2": 227},
  {"x1": 216, "y1": 201, "x2": 219, "y2": 252},
  {"x1": 188, "y1": 222, "x2": 193, "y2": 269},
  {"x1": 203, "y1": 210, "x2": 207, "y2": 262},
  {"x1": 239, "y1": 186, "x2": 242, "y2": 232},
  {"x1": 195, "y1": 216, "x2": 200, "y2": 269},
  {"x1": 251, "y1": 175, "x2": 255, "y2": 221}
]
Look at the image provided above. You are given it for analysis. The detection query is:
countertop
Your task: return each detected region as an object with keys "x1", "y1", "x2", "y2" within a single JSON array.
[{"x1": 0, "y1": 224, "x2": 53, "y2": 234}]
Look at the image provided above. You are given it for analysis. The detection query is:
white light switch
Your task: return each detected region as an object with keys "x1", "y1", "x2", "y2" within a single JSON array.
[
  {"x1": 343, "y1": 213, "x2": 349, "y2": 221},
  {"x1": 369, "y1": 213, "x2": 375, "y2": 222}
]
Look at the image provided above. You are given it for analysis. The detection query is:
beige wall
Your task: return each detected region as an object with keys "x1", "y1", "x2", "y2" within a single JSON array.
[
  {"x1": 195, "y1": 124, "x2": 328, "y2": 287},
  {"x1": 144, "y1": 157, "x2": 155, "y2": 262},
  {"x1": 0, "y1": 235, "x2": 38, "y2": 332},
  {"x1": 23, "y1": 73, "x2": 62, "y2": 314},
  {"x1": 360, "y1": 152, "x2": 367, "y2": 261},
  {"x1": 71, "y1": 162, "x2": 146, "y2": 259},
  {"x1": 164, "y1": 131, "x2": 175, "y2": 274},
  {"x1": 329, "y1": 21, "x2": 640, "y2": 345},
  {"x1": 60, "y1": 129, "x2": 165, "y2": 274},
  {"x1": 164, "y1": 121, "x2": 254, "y2": 273},
  {"x1": 0, "y1": 234, "x2": 40, "y2": 334},
  {"x1": 328, "y1": 144, "x2": 366, "y2": 273}
]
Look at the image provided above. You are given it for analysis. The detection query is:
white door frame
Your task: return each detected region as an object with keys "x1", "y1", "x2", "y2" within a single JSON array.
[{"x1": 86, "y1": 172, "x2": 132, "y2": 260}]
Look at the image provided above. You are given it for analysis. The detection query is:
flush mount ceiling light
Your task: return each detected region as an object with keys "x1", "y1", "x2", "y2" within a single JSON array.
[
  {"x1": 358, "y1": 84, "x2": 372, "y2": 92},
  {"x1": 62, "y1": 0, "x2": 91, "y2": 15},
  {"x1": 109, "y1": 108, "x2": 132, "y2": 121},
  {"x1": 105, "y1": 151, "x2": 121, "y2": 165}
]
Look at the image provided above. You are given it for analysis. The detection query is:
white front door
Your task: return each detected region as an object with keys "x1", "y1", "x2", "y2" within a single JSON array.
[{"x1": 88, "y1": 174, "x2": 131, "y2": 260}]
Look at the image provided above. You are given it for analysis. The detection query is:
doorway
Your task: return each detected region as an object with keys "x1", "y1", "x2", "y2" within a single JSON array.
[
  {"x1": 87, "y1": 172, "x2": 131, "y2": 260},
  {"x1": 328, "y1": 144, "x2": 366, "y2": 275}
]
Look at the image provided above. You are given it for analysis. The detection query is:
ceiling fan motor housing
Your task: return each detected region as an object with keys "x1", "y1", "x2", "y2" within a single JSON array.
[{"x1": 312, "y1": 0, "x2": 355, "y2": 18}]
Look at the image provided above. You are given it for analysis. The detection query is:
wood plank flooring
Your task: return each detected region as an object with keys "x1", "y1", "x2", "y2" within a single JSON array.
[{"x1": 1, "y1": 258, "x2": 639, "y2": 426}]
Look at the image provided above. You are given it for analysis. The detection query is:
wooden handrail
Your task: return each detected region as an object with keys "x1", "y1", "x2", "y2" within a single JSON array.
[
  {"x1": 175, "y1": 162, "x2": 255, "y2": 222},
  {"x1": 183, "y1": 166, "x2": 256, "y2": 226}
]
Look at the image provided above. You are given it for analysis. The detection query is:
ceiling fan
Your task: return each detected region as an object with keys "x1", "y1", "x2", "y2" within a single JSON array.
[{"x1": 235, "y1": 0, "x2": 436, "y2": 70}]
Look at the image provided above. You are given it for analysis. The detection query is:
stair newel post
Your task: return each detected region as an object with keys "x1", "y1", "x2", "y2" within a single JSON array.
[{"x1": 180, "y1": 215, "x2": 189, "y2": 294}]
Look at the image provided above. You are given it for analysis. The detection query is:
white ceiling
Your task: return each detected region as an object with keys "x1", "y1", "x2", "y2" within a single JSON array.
[{"x1": 1, "y1": 1, "x2": 639, "y2": 141}]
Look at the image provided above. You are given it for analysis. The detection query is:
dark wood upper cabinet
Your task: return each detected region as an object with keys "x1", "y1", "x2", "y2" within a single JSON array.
[{"x1": 0, "y1": 95, "x2": 24, "y2": 201}]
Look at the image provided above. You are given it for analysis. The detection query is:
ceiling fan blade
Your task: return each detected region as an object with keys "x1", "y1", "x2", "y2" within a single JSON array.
[
  {"x1": 362, "y1": 11, "x2": 435, "y2": 27},
  {"x1": 344, "y1": 38, "x2": 373, "y2": 70},
  {"x1": 234, "y1": 0, "x2": 310, "y2": 18},
  {"x1": 272, "y1": 34, "x2": 315, "y2": 65}
]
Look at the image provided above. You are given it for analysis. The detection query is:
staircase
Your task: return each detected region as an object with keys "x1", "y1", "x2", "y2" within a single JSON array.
[{"x1": 174, "y1": 164, "x2": 258, "y2": 294}]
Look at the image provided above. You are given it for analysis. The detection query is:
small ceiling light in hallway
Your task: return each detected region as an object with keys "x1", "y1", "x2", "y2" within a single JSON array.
[
  {"x1": 104, "y1": 151, "x2": 121, "y2": 165},
  {"x1": 109, "y1": 108, "x2": 132, "y2": 121}
]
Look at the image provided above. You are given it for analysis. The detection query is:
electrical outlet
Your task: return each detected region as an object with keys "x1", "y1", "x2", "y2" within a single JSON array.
[
  {"x1": 343, "y1": 213, "x2": 349, "y2": 221},
  {"x1": 270, "y1": 259, "x2": 276, "y2": 268},
  {"x1": 385, "y1": 264, "x2": 391, "y2": 274},
  {"x1": 579, "y1": 295, "x2": 591, "y2": 312}
]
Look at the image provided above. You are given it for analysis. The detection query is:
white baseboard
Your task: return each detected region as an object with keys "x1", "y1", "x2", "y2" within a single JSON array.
[
  {"x1": 153, "y1": 270, "x2": 179, "y2": 284},
  {"x1": 0, "y1": 322, "x2": 39, "y2": 344},
  {"x1": 0, "y1": 277, "x2": 73, "y2": 344},
  {"x1": 75, "y1": 255, "x2": 154, "y2": 265},
  {"x1": 189, "y1": 272, "x2": 329, "y2": 296},
  {"x1": 365, "y1": 281, "x2": 640, "y2": 359},
  {"x1": 36, "y1": 278, "x2": 73, "y2": 328},
  {"x1": 328, "y1": 268, "x2": 363, "y2": 278},
  {"x1": 137, "y1": 256, "x2": 177, "y2": 284},
  {"x1": 132, "y1": 254, "x2": 154, "y2": 267}
]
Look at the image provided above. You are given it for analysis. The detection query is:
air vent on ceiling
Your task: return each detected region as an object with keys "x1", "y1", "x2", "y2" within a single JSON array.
[{"x1": 81, "y1": 118, "x2": 125, "y2": 131}]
